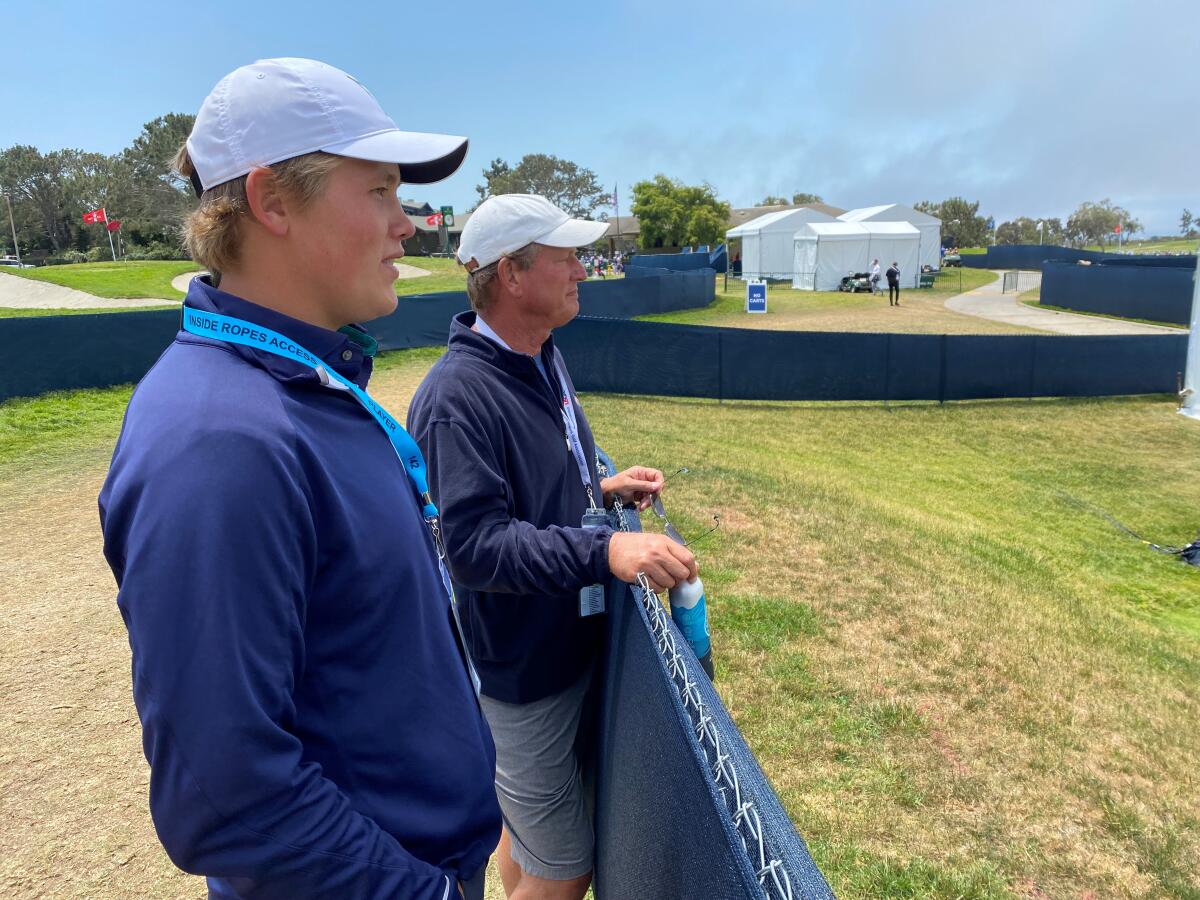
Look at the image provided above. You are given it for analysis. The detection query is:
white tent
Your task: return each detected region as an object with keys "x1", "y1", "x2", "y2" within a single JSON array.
[
  {"x1": 839, "y1": 204, "x2": 942, "y2": 272},
  {"x1": 791, "y1": 222, "x2": 921, "y2": 291},
  {"x1": 726, "y1": 207, "x2": 836, "y2": 280}
]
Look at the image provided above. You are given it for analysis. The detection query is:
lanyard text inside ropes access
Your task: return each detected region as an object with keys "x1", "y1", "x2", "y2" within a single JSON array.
[{"x1": 178, "y1": 306, "x2": 482, "y2": 691}]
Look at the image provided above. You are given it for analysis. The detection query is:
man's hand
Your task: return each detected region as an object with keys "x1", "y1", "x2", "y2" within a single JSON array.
[
  {"x1": 608, "y1": 532, "x2": 698, "y2": 592},
  {"x1": 600, "y1": 466, "x2": 664, "y2": 512}
]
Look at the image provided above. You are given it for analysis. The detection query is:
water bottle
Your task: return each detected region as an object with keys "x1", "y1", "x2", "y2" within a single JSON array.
[{"x1": 669, "y1": 576, "x2": 715, "y2": 681}]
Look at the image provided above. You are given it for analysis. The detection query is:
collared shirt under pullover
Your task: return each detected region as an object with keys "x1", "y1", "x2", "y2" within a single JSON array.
[
  {"x1": 98, "y1": 278, "x2": 500, "y2": 900},
  {"x1": 407, "y1": 311, "x2": 612, "y2": 704}
]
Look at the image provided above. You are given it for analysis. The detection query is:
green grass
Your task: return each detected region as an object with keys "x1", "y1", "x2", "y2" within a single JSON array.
[
  {"x1": 393, "y1": 256, "x2": 467, "y2": 295},
  {"x1": 1019, "y1": 295, "x2": 1186, "y2": 330},
  {"x1": 1083, "y1": 238, "x2": 1199, "y2": 255},
  {"x1": 2, "y1": 260, "x2": 198, "y2": 299},
  {"x1": 6, "y1": 355, "x2": 1200, "y2": 898},
  {"x1": 0, "y1": 304, "x2": 176, "y2": 318},
  {"x1": 634, "y1": 268, "x2": 1028, "y2": 334}
]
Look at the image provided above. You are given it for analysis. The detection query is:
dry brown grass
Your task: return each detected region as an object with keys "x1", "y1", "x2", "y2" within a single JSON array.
[{"x1": 2, "y1": 352, "x2": 1198, "y2": 899}]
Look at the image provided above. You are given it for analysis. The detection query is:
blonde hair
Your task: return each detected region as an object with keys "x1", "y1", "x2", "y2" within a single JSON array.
[
  {"x1": 172, "y1": 145, "x2": 343, "y2": 275},
  {"x1": 465, "y1": 243, "x2": 542, "y2": 313}
]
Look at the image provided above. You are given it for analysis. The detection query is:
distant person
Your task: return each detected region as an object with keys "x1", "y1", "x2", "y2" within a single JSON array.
[
  {"x1": 98, "y1": 58, "x2": 499, "y2": 900},
  {"x1": 886, "y1": 260, "x2": 901, "y2": 306},
  {"x1": 870, "y1": 258, "x2": 881, "y2": 293}
]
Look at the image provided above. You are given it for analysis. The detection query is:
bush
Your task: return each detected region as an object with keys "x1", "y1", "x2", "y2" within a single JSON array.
[
  {"x1": 43, "y1": 250, "x2": 89, "y2": 265},
  {"x1": 85, "y1": 246, "x2": 109, "y2": 263},
  {"x1": 124, "y1": 241, "x2": 190, "y2": 261}
]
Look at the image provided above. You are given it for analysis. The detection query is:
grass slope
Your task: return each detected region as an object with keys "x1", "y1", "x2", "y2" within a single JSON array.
[
  {"x1": 3, "y1": 353, "x2": 1197, "y2": 899},
  {"x1": 1, "y1": 261, "x2": 198, "y2": 300},
  {"x1": 639, "y1": 268, "x2": 1036, "y2": 334}
]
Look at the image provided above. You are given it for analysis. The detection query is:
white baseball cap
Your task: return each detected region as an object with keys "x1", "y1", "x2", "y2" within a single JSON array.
[
  {"x1": 186, "y1": 58, "x2": 468, "y2": 193},
  {"x1": 457, "y1": 194, "x2": 609, "y2": 271}
]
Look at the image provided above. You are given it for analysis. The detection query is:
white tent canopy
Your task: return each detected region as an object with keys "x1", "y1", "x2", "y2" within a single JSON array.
[
  {"x1": 726, "y1": 207, "x2": 836, "y2": 280},
  {"x1": 791, "y1": 222, "x2": 921, "y2": 291},
  {"x1": 839, "y1": 204, "x2": 942, "y2": 272}
]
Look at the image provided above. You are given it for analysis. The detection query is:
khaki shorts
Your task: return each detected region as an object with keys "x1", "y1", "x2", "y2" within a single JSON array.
[{"x1": 478, "y1": 668, "x2": 595, "y2": 881}]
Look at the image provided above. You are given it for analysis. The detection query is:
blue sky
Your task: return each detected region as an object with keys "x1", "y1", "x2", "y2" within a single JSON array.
[{"x1": 4, "y1": 0, "x2": 1198, "y2": 235}]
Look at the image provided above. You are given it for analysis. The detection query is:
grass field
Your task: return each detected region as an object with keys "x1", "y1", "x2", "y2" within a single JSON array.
[
  {"x1": 638, "y1": 268, "x2": 1037, "y2": 334},
  {"x1": 0, "y1": 257, "x2": 462, "y2": 317},
  {"x1": 0, "y1": 260, "x2": 199, "y2": 300},
  {"x1": 2, "y1": 348, "x2": 1197, "y2": 899},
  {"x1": 1083, "y1": 238, "x2": 1199, "y2": 255}
]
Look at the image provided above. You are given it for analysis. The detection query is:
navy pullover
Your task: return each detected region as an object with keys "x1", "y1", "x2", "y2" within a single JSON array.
[
  {"x1": 99, "y1": 279, "x2": 500, "y2": 900},
  {"x1": 407, "y1": 312, "x2": 612, "y2": 704}
]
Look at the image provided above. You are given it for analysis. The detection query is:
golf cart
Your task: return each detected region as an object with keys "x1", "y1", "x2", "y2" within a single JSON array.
[{"x1": 838, "y1": 272, "x2": 873, "y2": 293}]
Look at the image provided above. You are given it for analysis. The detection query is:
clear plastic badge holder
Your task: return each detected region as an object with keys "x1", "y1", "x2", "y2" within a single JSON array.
[{"x1": 579, "y1": 507, "x2": 609, "y2": 617}]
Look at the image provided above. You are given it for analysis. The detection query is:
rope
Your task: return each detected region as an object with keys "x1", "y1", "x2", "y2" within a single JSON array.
[
  {"x1": 1056, "y1": 490, "x2": 1196, "y2": 557},
  {"x1": 598, "y1": 456, "x2": 795, "y2": 900}
]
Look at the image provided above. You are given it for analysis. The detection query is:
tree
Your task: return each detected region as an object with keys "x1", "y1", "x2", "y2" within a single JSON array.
[
  {"x1": 755, "y1": 195, "x2": 789, "y2": 207},
  {"x1": 115, "y1": 114, "x2": 195, "y2": 248},
  {"x1": 1182, "y1": 209, "x2": 1194, "y2": 237},
  {"x1": 475, "y1": 153, "x2": 608, "y2": 218},
  {"x1": 1065, "y1": 199, "x2": 1137, "y2": 248},
  {"x1": 791, "y1": 192, "x2": 823, "y2": 205},
  {"x1": 630, "y1": 176, "x2": 730, "y2": 249},
  {"x1": 755, "y1": 191, "x2": 823, "y2": 207},
  {"x1": 915, "y1": 197, "x2": 989, "y2": 248},
  {"x1": 994, "y1": 216, "x2": 1064, "y2": 245}
]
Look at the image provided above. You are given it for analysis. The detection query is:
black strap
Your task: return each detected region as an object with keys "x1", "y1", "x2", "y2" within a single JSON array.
[{"x1": 189, "y1": 169, "x2": 204, "y2": 198}]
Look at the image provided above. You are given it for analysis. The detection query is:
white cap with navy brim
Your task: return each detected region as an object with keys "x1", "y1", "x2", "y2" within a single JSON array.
[
  {"x1": 457, "y1": 194, "x2": 609, "y2": 271},
  {"x1": 186, "y1": 57, "x2": 468, "y2": 193}
]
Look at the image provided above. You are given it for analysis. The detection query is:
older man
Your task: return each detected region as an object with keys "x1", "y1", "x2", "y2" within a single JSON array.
[{"x1": 408, "y1": 194, "x2": 698, "y2": 900}]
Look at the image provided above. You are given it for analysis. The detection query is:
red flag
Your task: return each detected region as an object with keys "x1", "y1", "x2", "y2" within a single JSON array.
[
  {"x1": 425, "y1": 213, "x2": 443, "y2": 226},
  {"x1": 1114, "y1": 224, "x2": 1122, "y2": 233},
  {"x1": 106, "y1": 220, "x2": 121, "y2": 232},
  {"x1": 82, "y1": 207, "x2": 107, "y2": 224}
]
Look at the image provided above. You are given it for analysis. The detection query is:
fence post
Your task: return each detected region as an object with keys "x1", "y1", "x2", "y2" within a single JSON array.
[
  {"x1": 716, "y1": 331, "x2": 724, "y2": 404},
  {"x1": 938, "y1": 333, "x2": 947, "y2": 404}
]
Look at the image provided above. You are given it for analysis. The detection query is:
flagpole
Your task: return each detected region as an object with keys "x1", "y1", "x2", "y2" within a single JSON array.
[
  {"x1": 614, "y1": 182, "x2": 620, "y2": 257},
  {"x1": 106, "y1": 222, "x2": 117, "y2": 261},
  {"x1": 3, "y1": 188, "x2": 20, "y2": 264}
]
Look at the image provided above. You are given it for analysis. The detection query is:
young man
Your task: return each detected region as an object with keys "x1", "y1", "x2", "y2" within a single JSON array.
[
  {"x1": 98, "y1": 58, "x2": 500, "y2": 900},
  {"x1": 886, "y1": 260, "x2": 901, "y2": 306},
  {"x1": 870, "y1": 257, "x2": 881, "y2": 293},
  {"x1": 407, "y1": 194, "x2": 698, "y2": 900}
]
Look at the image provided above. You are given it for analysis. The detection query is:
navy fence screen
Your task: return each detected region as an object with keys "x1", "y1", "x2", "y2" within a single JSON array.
[
  {"x1": 629, "y1": 245, "x2": 728, "y2": 274},
  {"x1": 554, "y1": 318, "x2": 1187, "y2": 401},
  {"x1": 1040, "y1": 260, "x2": 1193, "y2": 325},
  {"x1": 0, "y1": 273, "x2": 1185, "y2": 404},
  {"x1": 592, "y1": 464, "x2": 834, "y2": 899},
  {"x1": 0, "y1": 271, "x2": 714, "y2": 402},
  {"x1": 961, "y1": 244, "x2": 1197, "y2": 272}
]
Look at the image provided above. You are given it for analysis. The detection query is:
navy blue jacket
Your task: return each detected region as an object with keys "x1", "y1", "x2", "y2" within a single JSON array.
[
  {"x1": 99, "y1": 279, "x2": 500, "y2": 900},
  {"x1": 407, "y1": 312, "x2": 612, "y2": 704}
]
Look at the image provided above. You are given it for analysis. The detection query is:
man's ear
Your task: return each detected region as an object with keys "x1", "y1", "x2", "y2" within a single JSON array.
[
  {"x1": 244, "y1": 167, "x2": 290, "y2": 237},
  {"x1": 496, "y1": 256, "x2": 524, "y2": 297}
]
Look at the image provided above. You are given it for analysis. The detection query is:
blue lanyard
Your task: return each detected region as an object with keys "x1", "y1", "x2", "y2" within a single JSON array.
[
  {"x1": 180, "y1": 304, "x2": 481, "y2": 696},
  {"x1": 550, "y1": 361, "x2": 597, "y2": 506},
  {"x1": 181, "y1": 306, "x2": 438, "y2": 518}
]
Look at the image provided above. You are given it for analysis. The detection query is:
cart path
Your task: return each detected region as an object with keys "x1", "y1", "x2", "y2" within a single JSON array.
[{"x1": 944, "y1": 270, "x2": 1185, "y2": 335}]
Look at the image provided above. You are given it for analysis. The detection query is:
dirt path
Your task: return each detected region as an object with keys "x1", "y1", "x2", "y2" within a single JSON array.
[
  {"x1": 0, "y1": 271, "x2": 176, "y2": 310},
  {"x1": 945, "y1": 270, "x2": 1186, "y2": 335}
]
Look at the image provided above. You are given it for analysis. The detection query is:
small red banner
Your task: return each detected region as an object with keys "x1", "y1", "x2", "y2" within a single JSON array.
[
  {"x1": 82, "y1": 207, "x2": 108, "y2": 224},
  {"x1": 106, "y1": 220, "x2": 121, "y2": 232},
  {"x1": 425, "y1": 213, "x2": 443, "y2": 226}
]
